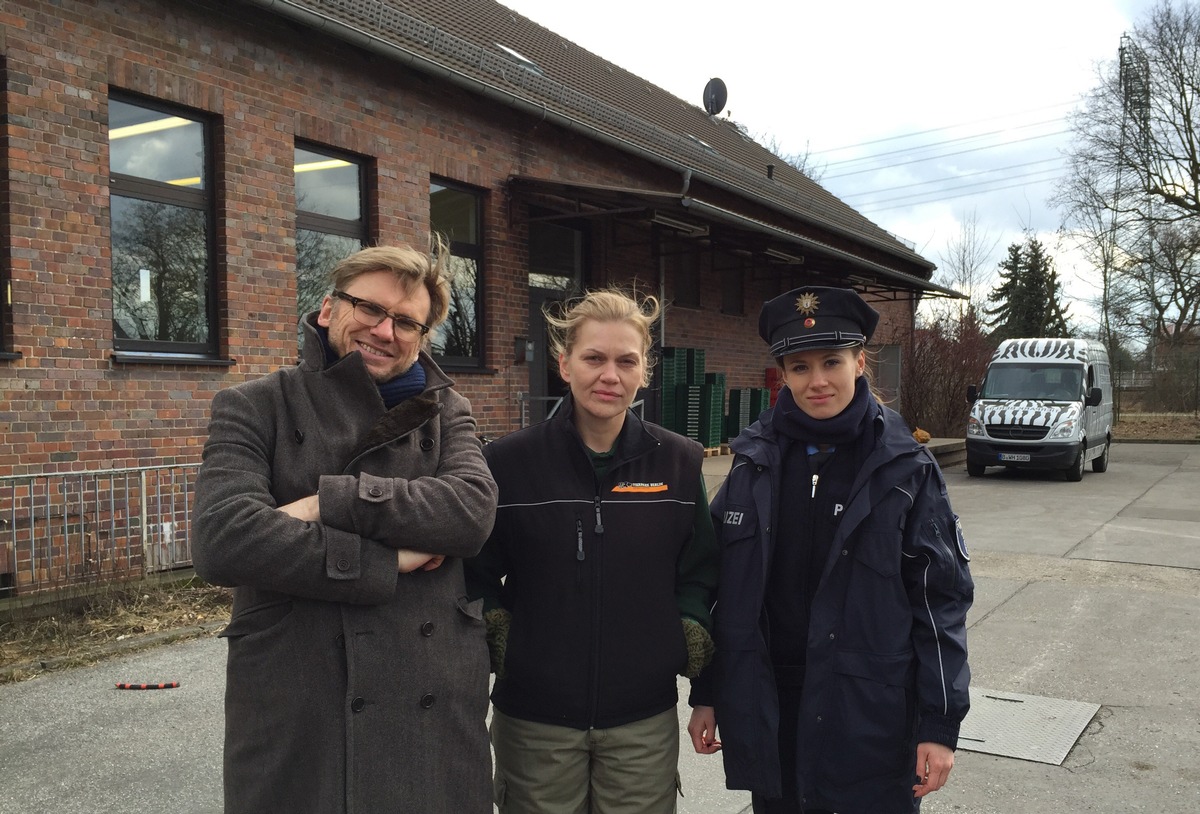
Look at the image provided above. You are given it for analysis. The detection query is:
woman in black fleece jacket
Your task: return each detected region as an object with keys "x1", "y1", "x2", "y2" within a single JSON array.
[{"x1": 465, "y1": 289, "x2": 717, "y2": 814}]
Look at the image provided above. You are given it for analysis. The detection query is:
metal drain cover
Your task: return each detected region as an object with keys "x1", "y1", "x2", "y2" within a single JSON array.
[{"x1": 956, "y1": 687, "x2": 1099, "y2": 765}]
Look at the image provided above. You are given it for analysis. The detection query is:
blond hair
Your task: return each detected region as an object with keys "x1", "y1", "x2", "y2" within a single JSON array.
[
  {"x1": 545, "y1": 288, "x2": 660, "y2": 388},
  {"x1": 327, "y1": 236, "x2": 452, "y2": 329}
]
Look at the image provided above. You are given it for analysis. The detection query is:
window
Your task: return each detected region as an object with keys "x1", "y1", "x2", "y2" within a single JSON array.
[
  {"x1": 429, "y1": 180, "x2": 483, "y2": 366},
  {"x1": 529, "y1": 220, "x2": 583, "y2": 292},
  {"x1": 109, "y1": 96, "x2": 215, "y2": 355},
  {"x1": 875, "y1": 344, "x2": 902, "y2": 407},
  {"x1": 720, "y1": 265, "x2": 744, "y2": 315},
  {"x1": 669, "y1": 242, "x2": 701, "y2": 309},
  {"x1": 295, "y1": 144, "x2": 367, "y2": 319}
]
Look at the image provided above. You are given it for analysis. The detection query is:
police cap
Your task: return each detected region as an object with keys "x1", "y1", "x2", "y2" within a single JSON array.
[{"x1": 758, "y1": 286, "x2": 880, "y2": 357}]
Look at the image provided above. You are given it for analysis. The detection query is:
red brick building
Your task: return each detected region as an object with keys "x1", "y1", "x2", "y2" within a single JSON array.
[{"x1": 0, "y1": 0, "x2": 953, "y2": 595}]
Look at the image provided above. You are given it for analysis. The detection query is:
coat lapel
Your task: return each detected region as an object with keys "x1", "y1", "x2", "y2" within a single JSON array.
[{"x1": 343, "y1": 396, "x2": 441, "y2": 469}]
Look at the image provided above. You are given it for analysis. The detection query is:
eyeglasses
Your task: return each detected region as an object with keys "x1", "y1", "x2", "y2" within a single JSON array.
[{"x1": 331, "y1": 290, "x2": 431, "y2": 338}]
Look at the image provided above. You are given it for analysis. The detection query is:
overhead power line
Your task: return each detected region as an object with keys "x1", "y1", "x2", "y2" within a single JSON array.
[
  {"x1": 837, "y1": 156, "x2": 1065, "y2": 200},
  {"x1": 823, "y1": 129, "x2": 1071, "y2": 180},
  {"x1": 850, "y1": 167, "x2": 1064, "y2": 208},
  {"x1": 822, "y1": 117, "x2": 1067, "y2": 168},
  {"x1": 856, "y1": 175, "x2": 1066, "y2": 215},
  {"x1": 809, "y1": 100, "x2": 1077, "y2": 155}
]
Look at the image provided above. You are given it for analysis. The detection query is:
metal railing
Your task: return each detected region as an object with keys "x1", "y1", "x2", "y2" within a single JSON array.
[{"x1": 0, "y1": 464, "x2": 198, "y2": 598}]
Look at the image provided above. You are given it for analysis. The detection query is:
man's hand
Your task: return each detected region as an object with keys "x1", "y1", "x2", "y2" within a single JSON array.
[
  {"x1": 913, "y1": 741, "x2": 954, "y2": 798},
  {"x1": 397, "y1": 550, "x2": 445, "y2": 573},
  {"x1": 687, "y1": 706, "x2": 722, "y2": 754},
  {"x1": 277, "y1": 495, "x2": 320, "y2": 523}
]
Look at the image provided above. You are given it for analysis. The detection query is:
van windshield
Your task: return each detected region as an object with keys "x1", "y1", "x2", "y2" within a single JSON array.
[{"x1": 980, "y1": 363, "x2": 1083, "y2": 401}]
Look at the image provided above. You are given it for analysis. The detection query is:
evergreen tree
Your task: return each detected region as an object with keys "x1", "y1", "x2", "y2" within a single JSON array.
[{"x1": 984, "y1": 235, "x2": 1072, "y2": 339}]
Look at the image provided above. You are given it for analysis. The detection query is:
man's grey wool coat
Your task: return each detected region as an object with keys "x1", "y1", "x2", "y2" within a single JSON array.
[{"x1": 194, "y1": 314, "x2": 498, "y2": 814}]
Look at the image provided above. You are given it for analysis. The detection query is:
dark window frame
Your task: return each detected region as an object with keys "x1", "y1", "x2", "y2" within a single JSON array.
[
  {"x1": 294, "y1": 141, "x2": 369, "y2": 241},
  {"x1": 429, "y1": 178, "x2": 485, "y2": 369},
  {"x1": 720, "y1": 263, "x2": 745, "y2": 316},
  {"x1": 669, "y1": 240, "x2": 702, "y2": 310},
  {"x1": 0, "y1": 56, "x2": 13, "y2": 359},
  {"x1": 109, "y1": 93, "x2": 217, "y2": 357},
  {"x1": 294, "y1": 141, "x2": 370, "y2": 322}
]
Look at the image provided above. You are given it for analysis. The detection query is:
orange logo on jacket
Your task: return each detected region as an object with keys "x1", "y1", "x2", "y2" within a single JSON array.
[{"x1": 611, "y1": 482, "x2": 669, "y2": 493}]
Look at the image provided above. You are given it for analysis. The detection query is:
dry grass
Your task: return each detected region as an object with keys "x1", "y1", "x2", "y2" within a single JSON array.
[
  {"x1": 0, "y1": 577, "x2": 231, "y2": 682},
  {"x1": 1114, "y1": 412, "x2": 1200, "y2": 441}
]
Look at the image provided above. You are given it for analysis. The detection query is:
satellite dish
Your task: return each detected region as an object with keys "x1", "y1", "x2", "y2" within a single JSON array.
[{"x1": 703, "y1": 78, "x2": 727, "y2": 116}]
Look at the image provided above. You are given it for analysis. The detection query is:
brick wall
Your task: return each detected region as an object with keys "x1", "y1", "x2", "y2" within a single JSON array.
[{"x1": 0, "y1": 0, "x2": 915, "y2": 482}]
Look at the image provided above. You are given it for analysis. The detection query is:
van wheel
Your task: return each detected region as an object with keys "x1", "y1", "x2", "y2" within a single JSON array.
[
  {"x1": 966, "y1": 462, "x2": 985, "y2": 477},
  {"x1": 1065, "y1": 443, "x2": 1085, "y2": 482},
  {"x1": 1092, "y1": 440, "x2": 1110, "y2": 473}
]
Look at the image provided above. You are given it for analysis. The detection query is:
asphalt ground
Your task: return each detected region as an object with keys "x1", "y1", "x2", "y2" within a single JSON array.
[{"x1": 1, "y1": 442, "x2": 1197, "y2": 813}]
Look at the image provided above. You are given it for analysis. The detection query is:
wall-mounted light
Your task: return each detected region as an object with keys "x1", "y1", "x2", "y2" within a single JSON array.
[
  {"x1": 764, "y1": 248, "x2": 804, "y2": 264},
  {"x1": 514, "y1": 336, "x2": 533, "y2": 364},
  {"x1": 650, "y1": 212, "x2": 709, "y2": 236}
]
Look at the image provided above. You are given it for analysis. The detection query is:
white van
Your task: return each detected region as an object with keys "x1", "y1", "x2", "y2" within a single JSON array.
[{"x1": 966, "y1": 338, "x2": 1113, "y2": 481}]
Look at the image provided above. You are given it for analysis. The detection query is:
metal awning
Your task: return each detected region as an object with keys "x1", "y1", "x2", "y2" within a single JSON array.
[{"x1": 507, "y1": 176, "x2": 964, "y2": 300}]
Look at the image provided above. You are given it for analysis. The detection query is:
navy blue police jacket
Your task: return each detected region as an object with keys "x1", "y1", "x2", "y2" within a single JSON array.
[{"x1": 691, "y1": 401, "x2": 973, "y2": 813}]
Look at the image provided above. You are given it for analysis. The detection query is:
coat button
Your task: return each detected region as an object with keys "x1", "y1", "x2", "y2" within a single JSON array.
[
  {"x1": 841, "y1": 549, "x2": 849, "y2": 556},
  {"x1": 420, "y1": 693, "x2": 436, "y2": 708},
  {"x1": 368, "y1": 486, "x2": 383, "y2": 497},
  {"x1": 351, "y1": 697, "x2": 365, "y2": 712},
  {"x1": 420, "y1": 438, "x2": 434, "y2": 451},
  {"x1": 829, "y1": 632, "x2": 836, "y2": 640},
  {"x1": 336, "y1": 558, "x2": 350, "y2": 572},
  {"x1": 335, "y1": 634, "x2": 345, "y2": 649},
  {"x1": 420, "y1": 622, "x2": 435, "y2": 637}
]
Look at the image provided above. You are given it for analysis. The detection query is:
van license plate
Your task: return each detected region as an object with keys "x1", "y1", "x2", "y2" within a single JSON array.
[{"x1": 999, "y1": 453, "x2": 1030, "y2": 462}]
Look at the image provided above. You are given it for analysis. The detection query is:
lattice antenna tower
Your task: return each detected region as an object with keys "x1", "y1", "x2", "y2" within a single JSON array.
[{"x1": 1119, "y1": 33, "x2": 1151, "y2": 147}]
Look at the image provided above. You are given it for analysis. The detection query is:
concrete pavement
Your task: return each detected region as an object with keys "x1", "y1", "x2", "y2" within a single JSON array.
[{"x1": 2, "y1": 442, "x2": 1198, "y2": 813}]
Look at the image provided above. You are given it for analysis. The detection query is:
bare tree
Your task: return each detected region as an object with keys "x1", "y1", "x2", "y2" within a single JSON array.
[
  {"x1": 1056, "y1": 0, "x2": 1200, "y2": 352},
  {"x1": 753, "y1": 131, "x2": 827, "y2": 182},
  {"x1": 935, "y1": 209, "x2": 999, "y2": 318},
  {"x1": 112, "y1": 200, "x2": 209, "y2": 343},
  {"x1": 901, "y1": 306, "x2": 994, "y2": 437}
]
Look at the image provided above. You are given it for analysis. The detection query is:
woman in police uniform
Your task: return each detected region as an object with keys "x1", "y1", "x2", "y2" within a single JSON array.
[{"x1": 687, "y1": 285, "x2": 973, "y2": 814}]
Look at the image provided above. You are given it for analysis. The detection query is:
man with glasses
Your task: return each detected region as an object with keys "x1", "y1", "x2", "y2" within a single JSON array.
[{"x1": 194, "y1": 242, "x2": 498, "y2": 814}]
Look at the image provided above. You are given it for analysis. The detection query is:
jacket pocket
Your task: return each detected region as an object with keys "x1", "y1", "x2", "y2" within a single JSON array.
[
  {"x1": 219, "y1": 599, "x2": 293, "y2": 640},
  {"x1": 816, "y1": 648, "x2": 915, "y2": 786},
  {"x1": 834, "y1": 648, "x2": 915, "y2": 687},
  {"x1": 456, "y1": 595, "x2": 484, "y2": 622},
  {"x1": 854, "y1": 532, "x2": 902, "y2": 578}
]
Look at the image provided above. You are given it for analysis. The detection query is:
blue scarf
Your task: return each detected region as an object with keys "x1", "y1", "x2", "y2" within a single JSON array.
[
  {"x1": 771, "y1": 375, "x2": 875, "y2": 445},
  {"x1": 316, "y1": 326, "x2": 427, "y2": 408},
  {"x1": 377, "y1": 362, "x2": 426, "y2": 408}
]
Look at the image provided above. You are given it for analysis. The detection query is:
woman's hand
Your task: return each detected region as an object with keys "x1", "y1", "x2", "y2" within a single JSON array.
[
  {"x1": 912, "y1": 742, "x2": 954, "y2": 797},
  {"x1": 277, "y1": 494, "x2": 320, "y2": 522},
  {"x1": 687, "y1": 706, "x2": 722, "y2": 754},
  {"x1": 397, "y1": 550, "x2": 445, "y2": 573}
]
